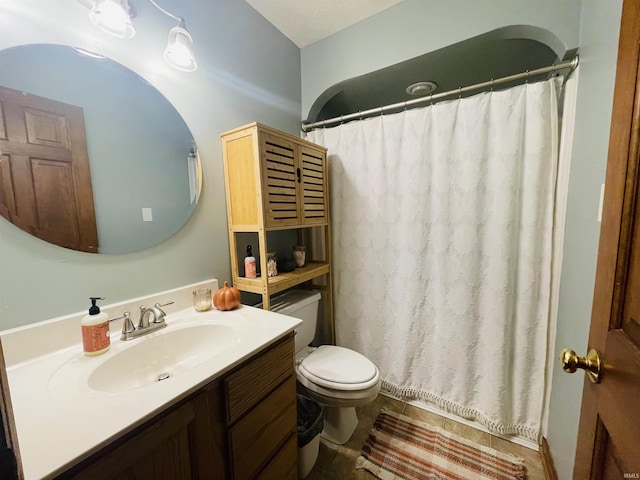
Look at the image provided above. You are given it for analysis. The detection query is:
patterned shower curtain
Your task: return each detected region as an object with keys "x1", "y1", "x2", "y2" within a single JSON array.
[{"x1": 307, "y1": 79, "x2": 559, "y2": 441}]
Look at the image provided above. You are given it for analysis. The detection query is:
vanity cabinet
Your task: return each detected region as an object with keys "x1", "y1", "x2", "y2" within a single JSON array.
[
  {"x1": 57, "y1": 334, "x2": 296, "y2": 480},
  {"x1": 221, "y1": 122, "x2": 334, "y2": 340}
]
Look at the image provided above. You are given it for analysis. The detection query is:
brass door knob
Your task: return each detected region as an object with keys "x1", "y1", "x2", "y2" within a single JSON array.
[{"x1": 560, "y1": 348, "x2": 602, "y2": 383}]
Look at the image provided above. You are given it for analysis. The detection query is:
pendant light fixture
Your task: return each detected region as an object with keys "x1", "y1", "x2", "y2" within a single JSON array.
[
  {"x1": 80, "y1": 0, "x2": 197, "y2": 72},
  {"x1": 162, "y1": 18, "x2": 197, "y2": 72}
]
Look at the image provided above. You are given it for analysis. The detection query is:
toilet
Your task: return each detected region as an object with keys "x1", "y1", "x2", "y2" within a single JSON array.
[{"x1": 265, "y1": 289, "x2": 381, "y2": 445}]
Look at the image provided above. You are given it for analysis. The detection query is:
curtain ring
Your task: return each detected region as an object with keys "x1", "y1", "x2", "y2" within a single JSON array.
[
  {"x1": 458, "y1": 87, "x2": 462, "y2": 99},
  {"x1": 429, "y1": 93, "x2": 434, "y2": 106},
  {"x1": 379, "y1": 106, "x2": 384, "y2": 116},
  {"x1": 525, "y1": 70, "x2": 529, "y2": 84},
  {"x1": 490, "y1": 78, "x2": 494, "y2": 92},
  {"x1": 340, "y1": 114, "x2": 344, "y2": 125}
]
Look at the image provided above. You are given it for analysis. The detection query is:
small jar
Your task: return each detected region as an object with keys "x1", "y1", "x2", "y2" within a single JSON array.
[
  {"x1": 292, "y1": 245, "x2": 306, "y2": 267},
  {"x1": 267, "y1": 252, "x2": 278, "y2": 277}
]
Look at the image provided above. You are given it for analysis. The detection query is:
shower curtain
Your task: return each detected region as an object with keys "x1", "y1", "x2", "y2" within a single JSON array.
[{"x1": 307, "y1": 79, "x2": 559, "y2": 441}]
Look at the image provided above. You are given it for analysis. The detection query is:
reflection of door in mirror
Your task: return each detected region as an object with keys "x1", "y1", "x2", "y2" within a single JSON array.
[{"x1": 0, "y1": 85, "x2": 98, "y2": 253}]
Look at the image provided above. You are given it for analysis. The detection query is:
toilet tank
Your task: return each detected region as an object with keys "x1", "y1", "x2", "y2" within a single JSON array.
[{"x1": 261, "y1": 290, "x2": 321, "y2": 353}]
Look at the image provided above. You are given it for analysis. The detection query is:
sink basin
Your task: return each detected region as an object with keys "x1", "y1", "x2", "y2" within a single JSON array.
[
  {"x1": 48, "y1": 321, "x2": 242, "y2": 396},
  {"x1": 88, "y1": 324, "x2": 237, "y2": 393}
]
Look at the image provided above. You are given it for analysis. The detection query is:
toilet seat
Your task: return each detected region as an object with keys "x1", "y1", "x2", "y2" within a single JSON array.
[{"x1": 298, "y1": 345, "x2": 380, "y2": 391}]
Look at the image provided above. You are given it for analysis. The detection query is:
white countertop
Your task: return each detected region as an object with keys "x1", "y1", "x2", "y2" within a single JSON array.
[{"x1": 1, "y1": 280, "x2": 301, "y2": 480}]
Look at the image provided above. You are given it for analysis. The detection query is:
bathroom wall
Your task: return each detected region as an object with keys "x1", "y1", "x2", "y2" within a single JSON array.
[
  {"x1": 300, "y1": 0, "x2": 621, "y2": 477},
  {"x1": 301, "y1": 0, "x2": 582, "y2": 120},
  {"x1": 0, "y1": 0, "x2": 301, "y2": 328},
  {"x1": 547, "y1": 1, "x2": 623, "y2": 478}
]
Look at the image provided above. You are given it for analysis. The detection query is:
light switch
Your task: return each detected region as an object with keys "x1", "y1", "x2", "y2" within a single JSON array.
[
  {"x1": 598, "y1": 184, "x2": 604, "y2": 223},
  {"x1": 142, "y1": 208, "x2": 153, "y2": 222}
]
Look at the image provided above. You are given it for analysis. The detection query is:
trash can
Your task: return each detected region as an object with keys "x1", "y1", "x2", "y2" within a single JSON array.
[{"x1": 297, "y1": 394, "x2": 324, "y2": 479}]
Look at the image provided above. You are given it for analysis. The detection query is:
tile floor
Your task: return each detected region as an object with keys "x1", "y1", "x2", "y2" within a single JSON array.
[{"x1": 305, "y1": 393, "x2": 545, "y2": 480}]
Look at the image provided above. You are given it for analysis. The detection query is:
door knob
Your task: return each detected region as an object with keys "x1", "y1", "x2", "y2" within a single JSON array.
[{"x1": 560, "y1": 348, "x2": 602, "y2": 383}]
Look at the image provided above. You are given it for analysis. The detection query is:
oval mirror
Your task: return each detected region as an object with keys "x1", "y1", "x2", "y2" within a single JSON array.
[{"x1": 0, "y1": 44, "x2": 201, "y2": 254}]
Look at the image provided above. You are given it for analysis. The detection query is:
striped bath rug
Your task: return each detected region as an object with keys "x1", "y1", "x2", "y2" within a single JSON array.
[{"x1": 356, "y1": 410, "x2": 526, "y2": 480}]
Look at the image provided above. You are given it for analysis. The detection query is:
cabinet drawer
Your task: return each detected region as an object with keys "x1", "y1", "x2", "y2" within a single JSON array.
[
  {"x1": 229, "y1": 375, "x2": 297, "y2": 480},
  {"x1": 256, "y1": 433, "x2": 298, "y2": 480},
  {"x1": 225, "y1": 335, "x2": 294, "y2": 424}
]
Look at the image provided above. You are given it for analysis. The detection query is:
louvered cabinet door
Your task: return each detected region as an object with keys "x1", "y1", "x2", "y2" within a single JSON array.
[
  {"x1": 259, "y1": 133, "x2": 301, "y2": 228},
  {"x1": 299, "y1": 145, "x2": 328, "y2": 225}
]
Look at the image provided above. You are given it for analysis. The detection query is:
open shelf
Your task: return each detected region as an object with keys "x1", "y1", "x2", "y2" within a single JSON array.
[{"x1": 233, "y1": 261, "x2": 330, "y2": 296}]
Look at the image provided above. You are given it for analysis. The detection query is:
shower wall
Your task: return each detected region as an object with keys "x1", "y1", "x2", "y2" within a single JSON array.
[
  {"x1": 301, "y1": 0, "x2": 581, "y2": 120},
  {"x1": 300, "y1": 1, "x2": 622, "y2": 478}
]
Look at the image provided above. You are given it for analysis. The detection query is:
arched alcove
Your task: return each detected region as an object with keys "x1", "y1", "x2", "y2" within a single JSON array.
[{"x1": 305, "y1": 25, "x2": 574, "y2": 124}]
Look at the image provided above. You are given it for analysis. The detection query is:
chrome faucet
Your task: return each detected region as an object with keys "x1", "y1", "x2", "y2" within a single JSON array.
[
  {"x1": 138, "y1": 304, "x2": 166, "y2": 329},
  {"x1": 118, "y1": 302, "x2": 173, "y2": 341}
]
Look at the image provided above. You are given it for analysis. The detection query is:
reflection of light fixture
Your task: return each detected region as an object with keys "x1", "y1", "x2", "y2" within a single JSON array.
[
  {"x1": 72, "y1": 47, "x2": 108, "y2": 60},
  {"x1": 80, "y1": 0, "x2": 197, "y2": 72},
  {"x1": 89, "y1": 0, "x2": 135, "y2": 39}
]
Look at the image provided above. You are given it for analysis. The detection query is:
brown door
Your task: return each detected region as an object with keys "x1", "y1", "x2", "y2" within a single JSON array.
[
  {"x1": 566, "y1": 0, "x2": 640, "y2": 477},
  {"x1": 0, "y1": 85, "x2": 98, "y2": 253}
]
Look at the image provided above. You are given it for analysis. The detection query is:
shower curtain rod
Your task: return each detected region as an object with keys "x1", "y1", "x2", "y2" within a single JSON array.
[{"x1": 302, "y1": 55, "x2": 579, "y2": 132}]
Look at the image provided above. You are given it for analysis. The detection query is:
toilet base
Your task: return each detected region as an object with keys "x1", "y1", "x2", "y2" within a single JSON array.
[{"x1": 320, "y1": 406, "x2": 358, "y2": 445}]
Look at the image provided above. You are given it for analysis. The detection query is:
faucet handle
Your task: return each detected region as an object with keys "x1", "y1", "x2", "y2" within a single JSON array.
[
  {"x1": 152, "y1": 303, "x2": 168, "y2": 324},
  {"x1": 121, "y1": 312, "x2": 135, "y2": 335},
  {"x1": 152, "y1": 301, "x2": 173, "y2": 323}
]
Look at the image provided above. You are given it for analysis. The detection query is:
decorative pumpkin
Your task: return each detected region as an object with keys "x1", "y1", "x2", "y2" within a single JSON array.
[{"x1": 213, "y1": 281, "x2": 241, "y2": 311}]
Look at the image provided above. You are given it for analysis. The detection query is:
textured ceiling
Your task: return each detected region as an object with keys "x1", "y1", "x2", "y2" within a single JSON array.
[{"x1": 244, "y1": 0, "x2": 406, "y2": 48}]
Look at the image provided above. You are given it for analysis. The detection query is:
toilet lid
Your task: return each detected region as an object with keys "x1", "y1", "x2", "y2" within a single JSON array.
[{"x1": 298, "y1": 345, "x2": 379, "y2": 391}]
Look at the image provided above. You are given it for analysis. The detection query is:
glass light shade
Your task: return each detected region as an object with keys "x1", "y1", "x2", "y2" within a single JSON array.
[
  {"x1": 163, "y1": 26, "x2": 197, "y2": 72},
  {"x1": 89, "y1": 0, "x2": 135, "y2": 39}
]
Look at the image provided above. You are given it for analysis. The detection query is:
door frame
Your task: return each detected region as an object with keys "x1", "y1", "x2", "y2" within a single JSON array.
[{"x1": 574, "y1": 0, "x2": 640, "y2": 477}]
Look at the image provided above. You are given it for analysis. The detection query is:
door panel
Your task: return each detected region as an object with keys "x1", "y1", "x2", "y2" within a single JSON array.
[
  {"x1": 24, "y1": 107, "x2": 70, "y2": 148},
  {"x1": 0, "y1": 154, "x2": 15, "y2": 221},
  {"x1": 259, "y1": 132, "x2": 301, "y2": 227},
  {"x1": 31, "y1": 158, "x2": 81, "y2": 249},
  {"x1": 0, "y1": 85, "x2": 98, "y2": 252},
  {"x1": 300, "y1": 144, "x2": 328, "y2": 225}
]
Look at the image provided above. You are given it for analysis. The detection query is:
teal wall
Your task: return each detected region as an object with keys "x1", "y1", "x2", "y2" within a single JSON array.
[
  {"x1": 0, "y1": 0, "x2": 301, "y2": 328},
  {"x1": 299, "y1": 0, "x2": 622, "y2": 477},
  {"x1": 301, "y1": 0, "x2": 582, "y2": 119},
  {"x1": 547, "y1": 1, "x2": 623, "y2": 478}
]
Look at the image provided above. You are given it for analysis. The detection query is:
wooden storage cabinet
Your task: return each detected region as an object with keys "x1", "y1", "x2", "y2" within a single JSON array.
[
  {"x1": 58, "y1": 335, "x2": 297, "y2": 480},
  {"x1": 221, "y1": 122, "x2": 334, "y2": 339}
]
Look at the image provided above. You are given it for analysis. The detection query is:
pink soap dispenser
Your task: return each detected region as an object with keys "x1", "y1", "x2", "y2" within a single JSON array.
[{"x1": 81, "y1": 297, "x2": 110, "y2": 356}]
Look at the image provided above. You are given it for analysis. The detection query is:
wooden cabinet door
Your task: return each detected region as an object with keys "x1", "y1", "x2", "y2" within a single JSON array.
[
  {"x1": 299, "y1": 144, "x2": 328, "y2": 225},
  {"x1": 571, "y1": 0, "x2": 640, "y2": 477},
  {"x1": 0, "y1": 86, "x2": 98, "y2": 253},
  {"x1": 259, "y1": 132, "x2": 301, "y2": 228},
  {"x1": 64, "y1": 402, "x2": 199, "y2": 480}
]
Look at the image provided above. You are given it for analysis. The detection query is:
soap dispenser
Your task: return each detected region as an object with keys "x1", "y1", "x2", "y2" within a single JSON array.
[
  {"x1": 245, "y1": 244, "x2": 257, "y2": 278},
  {"x1": 81, "y1": 297, "x2": 110, "y2": 356}
]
